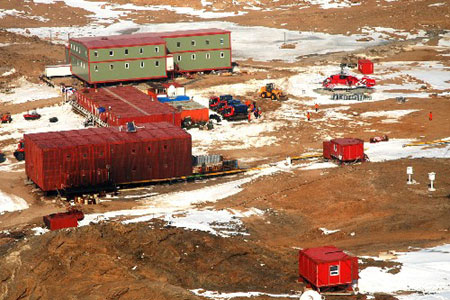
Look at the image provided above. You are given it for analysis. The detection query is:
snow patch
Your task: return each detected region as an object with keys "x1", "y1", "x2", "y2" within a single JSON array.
[{"x1": 0, "y1": 191, "x2": 29, "y2": 214}]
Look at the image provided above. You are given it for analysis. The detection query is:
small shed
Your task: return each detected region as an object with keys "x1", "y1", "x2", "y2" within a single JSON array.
[
  {"x1": 299, "y1": 246, "x2": 358, "y2": 291},
  {"x1": 358, "y1": 59, "x2": 374, "y2": 74},
  {"x1": 323, "y1": 138, "x2": 365, "y2": 163}
]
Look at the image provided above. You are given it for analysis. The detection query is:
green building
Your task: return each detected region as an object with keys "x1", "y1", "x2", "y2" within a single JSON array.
[{"x1": 69, "y1": 29, "x2": 232, "y2": 85}]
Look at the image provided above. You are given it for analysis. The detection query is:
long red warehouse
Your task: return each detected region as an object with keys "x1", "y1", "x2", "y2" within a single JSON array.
[
  {"x1": 25, "y1": 122, "x2": 192, "y2": 192},
  {"x1": 75, "y1": 86, "x2": 182, "y2": 127},
  {"x1": 299, "y1": 246, "x2": 358, "y2": 291}
]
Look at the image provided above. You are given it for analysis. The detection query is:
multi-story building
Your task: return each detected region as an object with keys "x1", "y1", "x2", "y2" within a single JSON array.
[{"x1": 68, "y1": 29, "x2": 232, "y2": 85}]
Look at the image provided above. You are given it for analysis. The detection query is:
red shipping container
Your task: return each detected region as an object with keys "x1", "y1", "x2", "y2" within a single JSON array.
[
  {"x1": 323, "y1": 138, "x2": 365, "y2": 162},
  {"x1": 25, "y1": 122, "x2": 192, "y2": 192},
  {"x1": 358, "y1": 59, "x2": 374, "y2": 75},
  {"x1": 43, "y1": 213, "x2": 79, "y2": 230},
  {"x1": 166, "y1": 100, "x2": 209, "y2": 123},
  {"x1": 75, "y1": 86, "x2": 181, "y2": 127},
  {"x1": 299, "y1": 246, "x2": 358, "y2": 291}
]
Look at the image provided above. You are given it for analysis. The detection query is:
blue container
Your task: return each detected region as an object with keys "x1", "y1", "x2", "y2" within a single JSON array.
[
  {"x1": 157, "y1": 95, "x2": 190, "y2": 103},
  {"x1": 233, "y1": 104, "x2": 248, "y2": 114}
]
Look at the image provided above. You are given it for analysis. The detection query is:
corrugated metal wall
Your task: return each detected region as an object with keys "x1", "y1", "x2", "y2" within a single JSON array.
[{"x1": 25, "y1": 123, "x2": 192, "y2": 191}]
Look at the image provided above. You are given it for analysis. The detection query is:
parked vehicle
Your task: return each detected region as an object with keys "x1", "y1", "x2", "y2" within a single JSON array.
[
  {"x1": 1, "y1": 113, "x2": 12, "y2": 123},
  {"x1": 220, "y1": 103, "x2": 249, "y2": 121},
  {"x1": 13, "y1": 139, "x2": 25, "y2": 161},
  {"x1": 259, "y1": 83, "x2": 287, "y2": 100},
  {"x1": 322, "y1": 74, "x2": 375, "y2": 90},
  {"x1": 23, "y1": 110, "x2": 41, "y2": 120},
  {"x1": 209, "y1": 94, "x2": 233, "y2": 110}
]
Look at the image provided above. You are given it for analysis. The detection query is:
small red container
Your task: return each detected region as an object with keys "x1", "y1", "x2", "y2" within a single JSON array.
[
  {"x1": 75, "y1": 86, "x2": 181, "y2": 127},
  {"x1": 43, "y1": 210, "x2": 84, "y2": 230},
  {"x1": 299, "y1": 246, "x2": 358, "y2": 291},
  {"x1": 358, "y1": 59, "x2": 374, "y2": 75},
  {"x1": 323, "y1": 138, "x2": 365, "y2": 162},
  {"x1": 166, "y1": 100, "x2": 209, "y2": 123}
]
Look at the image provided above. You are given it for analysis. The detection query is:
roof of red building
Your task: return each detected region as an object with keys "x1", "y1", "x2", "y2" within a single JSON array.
[
  {"x1": 25, "y1": 122, "x2": 190, "y2": 149},
  {"x1": 301, "y1": 246, "x2": 352, "y2": 263},
  {"x1": 78, "y1": 86, "x2": 177, "y2": 119},
  {"x1": 331, "y1": 138, "x2": 364, "y2": 146},
  {"x1": 70, "y1": 29, "x2": 230, "y2": 49}
]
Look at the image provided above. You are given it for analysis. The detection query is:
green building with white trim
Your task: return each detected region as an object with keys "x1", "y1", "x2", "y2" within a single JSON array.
[{"x1": 68, "y1": 29, "x2": 232, "y2": 85}]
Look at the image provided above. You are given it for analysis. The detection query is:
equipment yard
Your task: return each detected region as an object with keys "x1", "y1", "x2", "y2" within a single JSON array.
[{"x1": 0, "y1": 1, "x2": 449, "y2": 300}]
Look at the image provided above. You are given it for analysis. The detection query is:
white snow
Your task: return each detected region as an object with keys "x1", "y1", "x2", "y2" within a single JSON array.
[
  {"x1": 0, "y1": 103, "x2": 85, "y2": 142},
  {"x1": 0, "y1": 78, "x2": 60, "y2": 104},
  {"x1": 305, "y1": 0, "x2": 360, "y2": 9},
  {"x1": 366, "y1": 138, "x2": 450, "y2": 162},
  {"x1": 319, "y1": 227, "x2": 340, "y2": 235},
  {"x1": 359, "y1": 244, "x2": 450, "y2": 300},
  {"x1": 191, "y1": 289, "x2": 301, "y2": 299},
  {"x1": 1, "y1": 68, "x2": 16, "y2": 77},
  {"x1": 360, "y1": 109, "x2": 419, "y2": 123},
  {"x1": 0, "y1": 191, "x2": 29, "y2": 214},
  {"x1": 8, "y1": 20, "x2": 386, "y2": 62},
  {"x1": 31, "y1": 227, "x2": 49, "y2": 235}
]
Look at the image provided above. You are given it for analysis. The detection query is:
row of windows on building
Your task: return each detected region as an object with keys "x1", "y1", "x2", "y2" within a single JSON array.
[
  {"x1": 71, "y1": 43, "x2": 87, "y2": 56},
  {"x1": 176, "y1": 38, "x2": 225, "y2": 48},
  {"x1": 177, "y1": 51, "x2": 226, "y2": 61},
  {"x1": 76, "y1": 51, "x2": 227, "y2": 71},
  {"x1": 94, "y1": 46, "x2": 161, "y2": 58}
]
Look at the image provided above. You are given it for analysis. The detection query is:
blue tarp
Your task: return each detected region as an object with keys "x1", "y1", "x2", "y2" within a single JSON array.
[
  {"x1": 157, "y1": 95, "x2": 190, "y2": 103},
  {"x1": 97, "y1": 107, "x2": 106, "y2": 113}
]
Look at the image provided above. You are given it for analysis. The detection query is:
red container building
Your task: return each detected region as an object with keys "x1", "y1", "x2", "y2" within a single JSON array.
[
  {"x1": 25, "y1": 122, "x2": 192, "y2": 192},
  {"x1": 323, "y1": 138, "x2": 365, "y2": 162},
  {"x1": 358, "y1": 59, "x2": 374, "y2": 75},
  {"x1": 165, "y1": 100, "x2": 209, "y2": 123},
  {"x1": 43, "y1": 210, "x2": 84, "y2": 231},
  {"x1": 299, "y1": 246, "x2": 358, "y2": 291},
  {"x1": 75, "y1": 86, "x2": 181, "y2": 127}
]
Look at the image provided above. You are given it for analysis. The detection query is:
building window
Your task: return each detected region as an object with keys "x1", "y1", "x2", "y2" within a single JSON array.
[
  {"x1": 206, "y1": 39, "x2": 210, "y2": 45},
  {"x1": 155, "y1": 60, "x2": 159, "y2": 67},
  {"x1": 155, "y1": 46, "x2": 159, "y2": 53},
  {"x1": 94, "y1": 51, "x2": 98, "y2": 57},
  {"x1": 110, "y1": 64, "x2": 114, "y2": 70},
  {"x1": 94, "y1": 65, "x2": 98, "y2": 72},
  {"x1": 176, "y1": 42, "x2": 181, "y2": 48},
  {"x1": 220, "y1": 38, "x2": 224, "y2": 45},
  {"x1": 329, "y1": 265, "x2": 339, "y2": 276},
  {"x1": 109, "y1": 50, "x2": 114, "y2": 56},
  {"x1": 125, "y1": 49, "x2": 129, "y2": 55},
  {"x1": 191, "y1": 40, "x2": 196, "y2": 46},
  {"x1": 139, "y1": 48, "x2": 143, "y2": 54},
  {"x1": 191, "y1": 54, "x2": 196, "y2": 60},
  {"x1": 177, "y1": 55, "x2": 181, "y2": 61},
  {"x1": 140, "y1": 61, "x2": 144, "y2": 68},
  {"x1": 206, "y1": 53, "x2": 210, "y2": 59},
  {"x1": 220, "y1": 52, "x2": 225, "y2": 58},
  {"x1": 125, "y1": 63, "x2": 129, "y2": 69}
]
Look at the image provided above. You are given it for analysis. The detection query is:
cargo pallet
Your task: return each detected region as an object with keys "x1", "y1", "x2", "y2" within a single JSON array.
[{"x1": 70, "y1": 100, "x2": 108, "y2": 127}]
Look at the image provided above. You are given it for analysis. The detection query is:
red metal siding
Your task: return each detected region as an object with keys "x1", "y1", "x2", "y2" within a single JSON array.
[
  {"x1": 323, "y1": 141, "x2": 332, "y2": 159},
  {"x1": 25, "y1": 123, "x2": 192, "y2": 191},
  {"x1": 358, "y1": 59, "x2": 374, "y2": 74},
  {"x1": 75, "y1": 86, "x2": 181, "y2": 127},
  {"x1": 327, "y1": 138, "x2": 364, "y2": 162},
  {"x1": 299, "y1": 246, "x2": 358, "y2": 289},
  {"x1": 44, "y1": 215, "x2": 78, "y2": 230}
]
